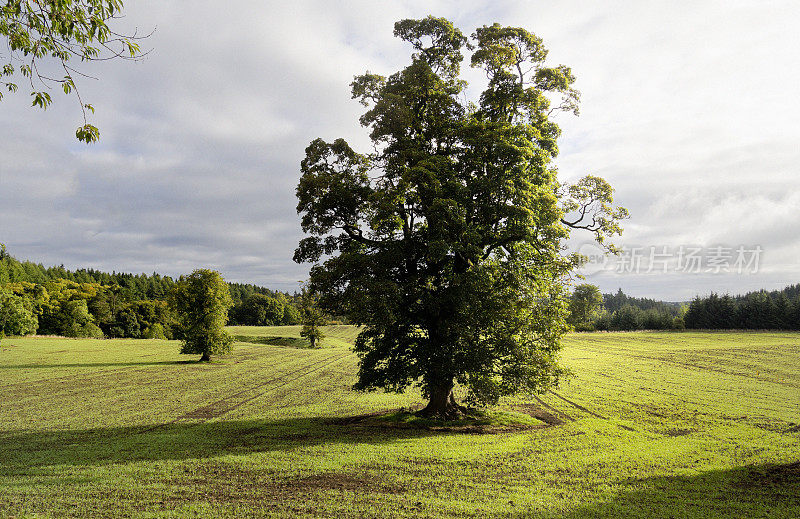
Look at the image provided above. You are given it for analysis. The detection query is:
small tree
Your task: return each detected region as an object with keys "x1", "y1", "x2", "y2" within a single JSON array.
[
  {"x1": 300, "y1": 288, "x2": 326, "y2": 348},
  {"x1": 169, "y1": 269, "x2": 233, "y2": 362},
  {"x1": 568, "y1": 284, "x2": 603, "y2": 330}
]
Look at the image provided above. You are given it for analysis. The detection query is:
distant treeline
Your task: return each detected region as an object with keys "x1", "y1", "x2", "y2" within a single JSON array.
[
  {"x1": 602, "y1": 289, "x2": 683, "y2": 315},
  {"x1": 594, "y1": 289, "x2": 684, "y2": 331},
  {"x1": 0, "y1": 246, "x2": 301, "y2": 339},
  {"x1": 573, "y1": 285, "x2": 800, "y2": 332},
  {"x1": 4, "y1": 244, "x2": 799, "y2": 337},
  {"x1": 684, "y1": 286, "x2": 800, "y2": 330}
]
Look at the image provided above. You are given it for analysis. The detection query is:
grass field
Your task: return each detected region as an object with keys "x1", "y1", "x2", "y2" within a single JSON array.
[{"x1": 1, "y1": 329, "x2": 798, "y2": 518}]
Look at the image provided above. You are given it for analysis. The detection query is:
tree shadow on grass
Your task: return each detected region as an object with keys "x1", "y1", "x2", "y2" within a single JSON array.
[
  {"x1": 530, "y1": 462, "x2": 800, "y2": 519},
  {"x1": 232, "y1": 335, "x2": 309, "y2": 348},
  {"x1": 0, "y1": 416, "x2": 437, "y2": 473}
]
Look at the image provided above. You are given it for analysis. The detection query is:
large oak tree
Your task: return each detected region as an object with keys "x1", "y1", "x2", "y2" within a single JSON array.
[{"x1": 295, "y1": 17, "x2": 626, "y2": 418}]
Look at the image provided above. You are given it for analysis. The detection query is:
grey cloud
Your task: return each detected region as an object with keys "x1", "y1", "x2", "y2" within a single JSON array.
[{"x1": 1, "y1": 0, "x2": 798, "y2": 301}]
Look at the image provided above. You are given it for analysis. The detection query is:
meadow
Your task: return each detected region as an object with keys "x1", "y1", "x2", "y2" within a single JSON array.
[{"x1": 1, "y1": 329, "x2": 798, "y2": 518}]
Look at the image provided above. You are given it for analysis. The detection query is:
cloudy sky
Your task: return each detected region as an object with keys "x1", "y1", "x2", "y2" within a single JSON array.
[{"x1": 1, "y1": 0, "x2": 798, "y2": 300}]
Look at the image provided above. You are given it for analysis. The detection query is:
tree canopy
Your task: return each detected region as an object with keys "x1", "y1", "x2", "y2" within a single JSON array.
[
  {"x1": 0, "y1": 0, "x2": 145, "y2": 142},
  {"x1": 295, "y1": 16, "x2": 626, "y2": 418},
  {"x1": 568, "y1": 284, "x2": 603, "y2": 330}
]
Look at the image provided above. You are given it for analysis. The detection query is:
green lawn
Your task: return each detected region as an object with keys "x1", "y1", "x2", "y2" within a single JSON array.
[{"x1": 1, "y1": 329, "x2": 798, "y2": 518}]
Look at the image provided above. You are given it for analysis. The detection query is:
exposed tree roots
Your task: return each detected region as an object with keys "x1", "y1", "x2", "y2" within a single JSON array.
[{"x1": 416, "y1": 392, "x2": 475, "y2": 421}]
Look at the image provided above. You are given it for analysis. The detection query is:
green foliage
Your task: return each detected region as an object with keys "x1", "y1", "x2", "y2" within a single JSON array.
[
  {"x1": 57, "y1": 299, "x2": 103, "y2": 338},
  {"x1": 568, "y1": 284, "x2": 603, "y2": 329},
  {"x1": 108, "y1": 305, "x2": 140, "y2": 338},
  {"x1": 0, "y1": 247, "x2": 179, "y2": 300},
  {"x1": 0, "y1": 0, "x2": 145, "y2": 142},
  {"x1": 25, "y1": 280, "x2": 107, "y2": 337},
  {"x1": 684, "y1": 287, "x2": 800, "y2": 330},
  {"x1": 229, "y1": 295, "x2": 301, "y2": 327},
  {"x1": 299, "y1": 289, "x2": 326, "y2": 348},
  {"x1": 0, "y1": 244, "x2": 294, "y2": 336},
  {"x1": 608, "y1": 305, "x2": 638, "y2": 331},
  {"x1": 295, "y1": 17, "x2": 625, "y2": 414},
  {"x1": 602, "y1": 288, "x2": 681, "y2": 315},
  {"x1": 282, "y1": 303, "x2": 301, "y2": 325},
  {"x1": 169, "y1": 269, "x2": 234, "y2": 361},
  {"x1": 560, "y1": 177, "x2": 629, "y2": 253},
  {"x1": 239, "y1": 294, "x2": 270, "y2": 325},
  {"x1": 142, "y1": 322, "x2": 167, "y2": 340},
  {"x1": 0, "y1": 288, "x2": 37, "y2": 335},
  {"x1": 592, "y1": 304, "x2": 680, "y2": 332},
  {"x1": 230, "y1": 293, "x2": 288, "y2": 326},
  {"x1": 639, "y1": 307, "x2": 675, "y2": 330},
  {"x1": 594, "y1": 310, "x2": 611, "y2": 331},
  {"x1": 583, "y1": 288, "x2": 687, "y2": 331}
]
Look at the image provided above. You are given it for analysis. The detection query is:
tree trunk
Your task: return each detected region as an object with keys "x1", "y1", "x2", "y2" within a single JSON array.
[
  {"x1": 417, "y1": 380, "x2": 468, "y2": 420},
  {"x1": 199, "y1": 352, "x2": 211, "y2": 362}
]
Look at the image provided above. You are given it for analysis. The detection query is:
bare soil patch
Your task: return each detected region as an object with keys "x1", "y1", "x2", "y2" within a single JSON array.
[
  {"x1": 282, "y1": 473, "x2": 404, "y2": 494},
  {"x1": 664, "y1": 428, "x2": 693, "y2": 437},
  {"x1": 167, "y1": 463, "x2": 404, "y2": 506},
  {"x1": 513, "y1": 404, "x2": 566, "y2": 426}
]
